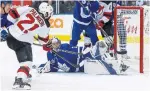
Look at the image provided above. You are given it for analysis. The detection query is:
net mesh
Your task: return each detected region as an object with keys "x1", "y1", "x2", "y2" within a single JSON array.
[{"x1": 114, "y1": 6, "x2": 150, "y2": 73}]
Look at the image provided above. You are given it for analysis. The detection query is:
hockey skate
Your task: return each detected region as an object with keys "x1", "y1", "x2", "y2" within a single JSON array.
[
  {"x1": 12, "y1": 77, "x2": 31, "y2": 90},
  {"x1": 106, "y1": 57, "x2": 130, "y2": 74},
  {"x1": 119, "y1": 61, "x2": 130, "y2": 73}
]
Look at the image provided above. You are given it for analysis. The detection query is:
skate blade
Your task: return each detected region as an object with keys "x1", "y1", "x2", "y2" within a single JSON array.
[{"x1": 12, "y1": 85, "x2": 31, "y2": 90}]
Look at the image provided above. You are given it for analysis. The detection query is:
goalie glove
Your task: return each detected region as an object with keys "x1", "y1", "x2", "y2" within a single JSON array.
[
  {"x1": 91, "y1": 40, "x2": 108, "y2": 58},
  {"x1": 0, "y1": 27, "x2": 8, "y2": 42},
  {"x1": 43, "y1": 37, "x2": 61, "y2": 51},
  {"x1": 33, "y1": 61, "x2": 51, "y2": 74},
  {"x1": 97, "y1": 40, "x2": 108, "y2": 56}
]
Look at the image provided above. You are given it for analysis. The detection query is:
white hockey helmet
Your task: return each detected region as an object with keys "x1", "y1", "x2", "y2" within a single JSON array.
[{"x1": 38, "y1": 2, "x2": 53, "y2": 19}]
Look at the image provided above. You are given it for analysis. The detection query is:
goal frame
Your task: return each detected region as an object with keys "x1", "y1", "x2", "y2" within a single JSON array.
[{"x1": 114, "y1": 6, "x2": 144, "y2": 73}]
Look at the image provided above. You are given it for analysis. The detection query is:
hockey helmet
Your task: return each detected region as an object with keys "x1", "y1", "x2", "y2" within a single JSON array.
[{"x1": 38, "y1": 2, "x2": 53, "y2": 19}]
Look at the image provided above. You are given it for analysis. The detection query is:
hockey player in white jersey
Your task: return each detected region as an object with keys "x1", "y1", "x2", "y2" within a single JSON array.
[
  {"x1": 7, "y1": 4, "x2": 53, "y2": 44},
  {"x1": 95, "y1": 1, "x2": 113, "y2": 47},
  {"x1": 95, "y1": 1, "x2": 130, "y2": 60},
  {"x1": 0, "y1": 2, "x2": 53, "y2": 90}
]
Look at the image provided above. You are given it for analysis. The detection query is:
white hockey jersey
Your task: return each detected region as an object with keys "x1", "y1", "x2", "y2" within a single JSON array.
[{"x1": 7, "y1": 6, "x2": 50, "y2": 44}]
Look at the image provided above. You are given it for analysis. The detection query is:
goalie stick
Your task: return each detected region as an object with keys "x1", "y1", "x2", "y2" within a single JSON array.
[
  {"x1": 33, "y1": 36, "x2": 87, "y2": 56},
  {"x1": 33, "y1": 43, "x2": 81, "y2": 68},
  {"x1": 51, "y1": 49, "x2": 80, "y2": 68},
  {"x1": 57, "y1": 49, "x2": 83, "y2": 55}
]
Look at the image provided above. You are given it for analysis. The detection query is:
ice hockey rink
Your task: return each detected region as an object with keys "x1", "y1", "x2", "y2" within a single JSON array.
[{"x1": 0, "y1": 41, "x2": 150, "y2": 91}]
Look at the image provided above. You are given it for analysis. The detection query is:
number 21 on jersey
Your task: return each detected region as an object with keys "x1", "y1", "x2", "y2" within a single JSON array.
[{"x1": 17, "y1": 13, "x2": 39, "y2": 34}]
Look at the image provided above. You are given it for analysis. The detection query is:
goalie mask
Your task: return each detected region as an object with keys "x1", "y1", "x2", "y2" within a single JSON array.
[
  {"x1": 38, "y1": 2, "x2": 53, "y2": 19},
  {"x1": 46, "y1": 37, "x2": 61, "y2": 50}
]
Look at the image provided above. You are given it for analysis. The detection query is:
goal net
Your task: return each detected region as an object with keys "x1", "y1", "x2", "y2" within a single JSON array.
[{"x1": 114, "y1": 6, "x2": 150, "y2": 73}]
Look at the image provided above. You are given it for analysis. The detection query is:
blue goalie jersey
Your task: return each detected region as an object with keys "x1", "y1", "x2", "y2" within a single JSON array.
[{"x1": 46, "y1": 44, "x2": 85, "y2": 72}]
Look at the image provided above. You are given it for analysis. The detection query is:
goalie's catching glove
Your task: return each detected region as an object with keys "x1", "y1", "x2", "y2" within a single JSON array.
[{"x1": 43, "y1": 37, "x2": 61, "y2": 51}]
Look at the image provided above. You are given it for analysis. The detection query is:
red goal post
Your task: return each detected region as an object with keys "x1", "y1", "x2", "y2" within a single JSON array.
[{"x1": 114, "y1": 6, "x2": 144, "y2": 73}]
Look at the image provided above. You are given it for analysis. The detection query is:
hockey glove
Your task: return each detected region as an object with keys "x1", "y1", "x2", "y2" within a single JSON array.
[
  {"x1": 37, "y1": 61, "x2": 51, "y2": 73},
  {"x1": 0, "y1": 28, "x2": 8, "y2": 42},
  {"x1": 91, "y1": 40, "x2": 108, "y2": 58},
  {"x1": 96, "y1": 20, "x2": 104, "y2": 30},
  {"x1": 43, "y1": 44, "x2": 52, "y2": 51}
]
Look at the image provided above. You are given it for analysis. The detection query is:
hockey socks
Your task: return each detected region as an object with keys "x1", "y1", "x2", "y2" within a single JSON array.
[
  {"x1": 13, "y1": 66, "x2": 31, "y2": 90},
  {"x1": 17, "y1": 66, "x2": 30, "y2": 82}
]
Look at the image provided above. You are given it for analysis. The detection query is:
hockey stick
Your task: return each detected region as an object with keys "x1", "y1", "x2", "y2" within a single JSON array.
[
  {"x1": 33, "y1": 36, "x2": 85, "y2": 56},
  {"x1": 57, "y1": 49, "x2": 83, "y2": 55},
  {"x1": 51, "y1": 50, "x2": 80, "y2": 68},
  {"x1": 54, "y1": 46, "x2": 92, "y2": 56},
  {"x1": 33, "y1": 43, "x2": 84, "y2": 55},
  {"x1": 33, "y1": 43, "x2": 80, "y2": 68}
]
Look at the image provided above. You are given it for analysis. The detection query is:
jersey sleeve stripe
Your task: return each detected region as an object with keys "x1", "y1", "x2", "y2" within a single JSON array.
[{"x1": 103, "y1": 12, "x2": 112, "y2": 16}]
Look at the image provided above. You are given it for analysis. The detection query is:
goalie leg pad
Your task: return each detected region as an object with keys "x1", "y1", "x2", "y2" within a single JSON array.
[{"x1": 84, "y1": 58, "x2": 117, "y2": 75}]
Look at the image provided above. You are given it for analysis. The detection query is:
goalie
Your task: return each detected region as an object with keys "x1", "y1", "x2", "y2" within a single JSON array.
[{"x1": 37, "y1": 37, "x2": 129, "y2": 75}]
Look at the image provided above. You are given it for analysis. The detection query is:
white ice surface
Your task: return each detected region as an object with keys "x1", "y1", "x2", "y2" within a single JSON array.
[{"x1": 0, "y1": 42, "x2": 150, "y2": 91}]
